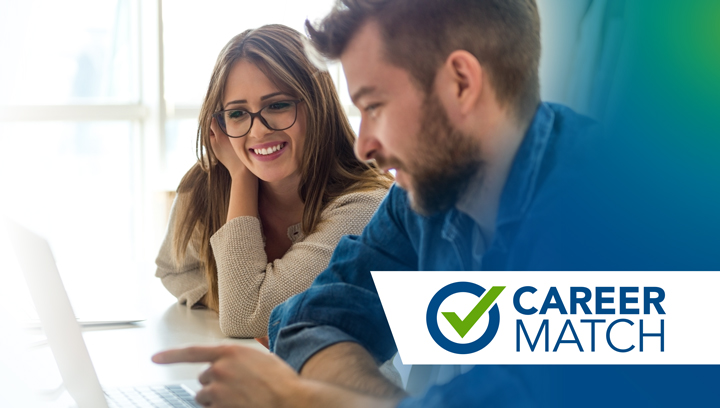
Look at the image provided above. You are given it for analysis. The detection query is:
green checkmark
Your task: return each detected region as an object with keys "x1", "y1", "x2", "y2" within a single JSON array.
[{"x1": 441, "y1": 286, "x2": 506, "y2": 338}]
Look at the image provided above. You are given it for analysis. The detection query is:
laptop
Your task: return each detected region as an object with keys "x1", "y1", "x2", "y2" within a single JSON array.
[{"x1": 6, "y1": 219, "x2": 201, "y2": 408}]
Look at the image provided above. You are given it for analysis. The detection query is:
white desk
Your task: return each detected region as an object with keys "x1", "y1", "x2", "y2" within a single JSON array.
[
  {"x1": 83, "y1": 300, "x2": 267, "y2": 388},
  {"x1": 84, "y1": 277, "x2": 267, "y2": 387}
]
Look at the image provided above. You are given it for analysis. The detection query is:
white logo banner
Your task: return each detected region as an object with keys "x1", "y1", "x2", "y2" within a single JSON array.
[{"x1": 371, "y1": 271, "x2": 720, "y2": 364}]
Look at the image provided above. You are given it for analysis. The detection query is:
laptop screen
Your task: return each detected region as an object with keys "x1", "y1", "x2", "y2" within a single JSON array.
[{"x1": 6, "y1": 220, "x2": 109, "y2": 408}]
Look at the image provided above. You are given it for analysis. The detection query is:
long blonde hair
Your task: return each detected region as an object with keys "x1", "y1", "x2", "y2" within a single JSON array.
[{"x1": 173, "y1": 24, "x2": 392, "y2": 311}]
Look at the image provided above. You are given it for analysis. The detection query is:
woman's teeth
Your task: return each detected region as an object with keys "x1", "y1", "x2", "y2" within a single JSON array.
[{"x1": 252, "y1": 143, "x2": 285, "y2": 156}]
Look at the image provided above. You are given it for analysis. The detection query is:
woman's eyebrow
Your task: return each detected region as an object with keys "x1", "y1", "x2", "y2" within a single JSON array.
[
  {"x1": 260, "y1": 91, "x2": 289, "y2": 101},
  {"x1": 224, "y1": 92, "x2": 290, "y2": 108}
]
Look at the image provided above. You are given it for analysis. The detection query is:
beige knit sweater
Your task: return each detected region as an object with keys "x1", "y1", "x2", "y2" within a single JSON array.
[{"x1": 155, "y1": 187, "x2": 388, "y2": 338}]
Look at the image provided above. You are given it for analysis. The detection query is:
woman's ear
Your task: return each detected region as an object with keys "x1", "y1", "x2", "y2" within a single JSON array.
[
  {"x1": 209, "y1": 117, "x2": 218, "y2": 137},
  {"x1": 434, "y1": 50, "x2": 483, "y2": 119}
]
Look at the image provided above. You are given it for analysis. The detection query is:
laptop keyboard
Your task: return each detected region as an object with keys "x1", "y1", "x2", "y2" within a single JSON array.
[{"x1": 104, "y1": 385, "x2": 201, "y2": 408}]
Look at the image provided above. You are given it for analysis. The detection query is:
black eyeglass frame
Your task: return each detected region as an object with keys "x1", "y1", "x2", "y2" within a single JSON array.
[{"x1": 212, "y1": 99, "x2": 303, "y2": 138}]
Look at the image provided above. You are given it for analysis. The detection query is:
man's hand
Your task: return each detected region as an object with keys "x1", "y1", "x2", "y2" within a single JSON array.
[
  {"x1": 152, "y1": 345, "x2": 402, "y2": 408},
  {"x1": 153, "y1": 345, "x2": 298, "y2": 407}
]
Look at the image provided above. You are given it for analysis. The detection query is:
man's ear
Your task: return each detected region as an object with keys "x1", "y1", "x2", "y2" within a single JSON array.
[{"x1": 435, "y1": 50, "x2": 483, "y2": 118}]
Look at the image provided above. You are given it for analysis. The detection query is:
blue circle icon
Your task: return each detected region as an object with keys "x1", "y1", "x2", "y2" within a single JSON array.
[{"x1": 426, "y1": 282, "x2": 501, "y2": 354}]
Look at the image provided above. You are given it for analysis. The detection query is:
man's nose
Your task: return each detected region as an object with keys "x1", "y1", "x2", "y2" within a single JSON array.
[{"x1": 354, "y1": 121, "x2": 382, "y2": 161}]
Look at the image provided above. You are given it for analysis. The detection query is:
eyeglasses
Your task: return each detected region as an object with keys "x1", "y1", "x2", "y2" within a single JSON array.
[{"x1": 213, "y1": 99, "x2": 302, "y2": 138}]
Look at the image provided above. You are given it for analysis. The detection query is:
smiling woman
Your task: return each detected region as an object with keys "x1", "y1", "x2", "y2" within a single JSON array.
[{"x1": 154, "y1": 24, "x2": 392, "y2": 338}]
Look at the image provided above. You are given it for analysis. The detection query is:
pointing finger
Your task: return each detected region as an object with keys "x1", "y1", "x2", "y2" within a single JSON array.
[{"x1": 152, "y1": 346, "x2": 225, "y2": 364}]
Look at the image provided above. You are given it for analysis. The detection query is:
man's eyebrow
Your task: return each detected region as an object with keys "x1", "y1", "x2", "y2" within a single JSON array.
[
  {"x1": 224, "y1": 92, "x2": 290, "y2": 108},
  {"x1": 351, "y1": 86, "x2": 377, "y2": 104}
]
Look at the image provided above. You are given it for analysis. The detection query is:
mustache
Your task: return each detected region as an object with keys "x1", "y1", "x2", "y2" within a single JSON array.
[{"x1": 373, "y1": 155, "x2": 404, "y2": 173}]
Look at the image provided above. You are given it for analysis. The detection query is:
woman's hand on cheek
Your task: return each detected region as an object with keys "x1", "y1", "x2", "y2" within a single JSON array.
[
  {"x1": 210, "y1": 118, "x2": 251, "y2": 180},
  {"x1": 211, "y1": 118, "x2": 260, "y2": 221}
]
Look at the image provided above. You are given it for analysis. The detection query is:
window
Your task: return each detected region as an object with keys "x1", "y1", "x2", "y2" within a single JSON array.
[
  {"x1": 0, "y1": 0, "x2": 350, "y2": 303},
  {"x1": 0, "y1": 0, "x2": 148, "y2": 302}
]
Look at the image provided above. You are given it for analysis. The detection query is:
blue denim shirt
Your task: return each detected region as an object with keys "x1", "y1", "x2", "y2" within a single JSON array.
[
  {"x1": 268, "y1": 102, "x2": 600, "y2": 352},
  {"x1": 268, "y1": 103, "x2": 604, "y2": 406}
]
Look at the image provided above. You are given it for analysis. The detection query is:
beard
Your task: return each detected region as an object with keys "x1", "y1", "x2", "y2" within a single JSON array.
[{"x1": 380, "y1": 92, "x2": 483, "y2": 216}]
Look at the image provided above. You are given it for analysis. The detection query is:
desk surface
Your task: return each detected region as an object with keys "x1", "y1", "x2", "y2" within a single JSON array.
[
  {"x1": 81, "y1": 279, "x2": 267, "y2": 389},
  {"x1": 84, "y1": 302, "x2": 267, "y2": 388}
]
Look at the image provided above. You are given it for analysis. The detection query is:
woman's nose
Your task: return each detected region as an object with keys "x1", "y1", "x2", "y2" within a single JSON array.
[{"x1": 248, "y1": 115, "x2": 274, "y2": 139}]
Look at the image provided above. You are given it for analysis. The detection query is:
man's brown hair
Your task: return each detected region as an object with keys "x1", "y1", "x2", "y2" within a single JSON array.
[{"x1": 307, "y1": 0, "x2": 541, "y2": 121}]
